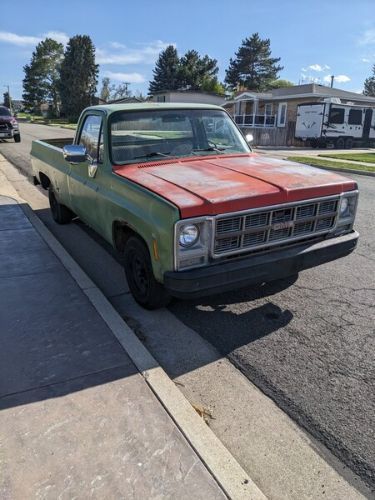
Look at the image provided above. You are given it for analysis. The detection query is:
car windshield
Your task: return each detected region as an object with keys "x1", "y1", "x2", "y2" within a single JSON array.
[
  {"x1": 110, "y1": 109, "x2": 251, "y2": 165},
  {"x1": 0, "y1": 107, "x2": 11, "y2": 117}
]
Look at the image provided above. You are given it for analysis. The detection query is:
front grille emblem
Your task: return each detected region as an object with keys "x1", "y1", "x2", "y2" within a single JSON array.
[{"x1": 272, "y1": 221, "x2": 294, "y2": 231}]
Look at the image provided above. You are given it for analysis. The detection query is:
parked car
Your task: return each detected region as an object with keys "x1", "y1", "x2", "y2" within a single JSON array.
[
  {"x1": 0, "y1": 106, "x2": 21, "y2": 142},
  {"x1": 31, "y1": 103, "x2": 359, "y2": 309}
]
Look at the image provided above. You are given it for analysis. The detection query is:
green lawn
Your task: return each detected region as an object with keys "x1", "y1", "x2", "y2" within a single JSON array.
[
  {"x1": 288, "y1": 156, "x2": 375, "y2": 173},
  {"x1": 318, "y1": 153, "x2": 375, "y2": 164}
]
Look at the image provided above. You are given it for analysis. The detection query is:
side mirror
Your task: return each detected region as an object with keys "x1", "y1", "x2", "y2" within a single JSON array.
[
  {"x1": 63, "y1": 144, "x2": 87, "y2": 164},
  {"x1": 245, "y1": 133, "x2": 254, "y2": 143}
]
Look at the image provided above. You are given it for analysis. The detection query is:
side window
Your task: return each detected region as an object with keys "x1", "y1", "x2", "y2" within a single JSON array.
[
  {"x1": 329, "y1": 107, "x2": 345, "y2": 124},
  {"x1": 348, "y1": 109, "x2": 362, "y2": 125},
  {"x1": 79, "y1": 115, "x2": 103, "y2": 162}
]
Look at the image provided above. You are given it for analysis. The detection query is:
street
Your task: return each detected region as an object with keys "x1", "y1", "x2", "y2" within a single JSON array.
[{"x1": 1, "y1": 122, "x2": 374, "y2": 494}]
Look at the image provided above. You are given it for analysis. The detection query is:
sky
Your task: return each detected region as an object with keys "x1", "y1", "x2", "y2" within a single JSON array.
[{"x1": 0, "y1": 0, "x2": 374, "y2": 100}]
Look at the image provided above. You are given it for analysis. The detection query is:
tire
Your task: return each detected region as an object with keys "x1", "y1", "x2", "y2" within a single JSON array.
[
  {"x1": 48, "y1": 187, "x2": 74, "y2": 224},
  {"x1": 14, "y1": 134, "x2": 21, "y2": 143},
  {"x1": 310, "y1": 139, "x2": 318, "y2": 149},
  {"x1": 124, "y1": 236, "x2": 171, "y2": 309},
  {"x1": 335, "y1": 137, "x2": 345, "y2": 149},
  {"x1": 345, "y1": 138, "x2": 354, "y2": 149}
]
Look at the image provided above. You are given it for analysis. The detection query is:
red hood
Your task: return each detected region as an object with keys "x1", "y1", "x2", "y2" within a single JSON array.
[{"x1": 113, "y1": 153, "x2": 357, "y2": 218}]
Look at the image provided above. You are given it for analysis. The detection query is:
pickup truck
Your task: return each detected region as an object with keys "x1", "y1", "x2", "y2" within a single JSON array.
[{"x1": 31, "y1": 103, "x2": 359, "y2": 309}]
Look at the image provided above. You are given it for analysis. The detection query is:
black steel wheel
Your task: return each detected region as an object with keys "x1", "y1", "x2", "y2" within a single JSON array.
[
  {"x1": 48, "y1": 187, "x2": 74, "y2": 224},
  {"x1": 124, "y1": 236, "x2": 171, "y2": 309},
  {"x1": 335, "y1": 137, "x2": 345, "y2": 149}
]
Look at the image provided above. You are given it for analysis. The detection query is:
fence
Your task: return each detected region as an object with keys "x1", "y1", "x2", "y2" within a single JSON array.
[{"x1": 242, "y1": 121, "x2": 303, "y2": 147}]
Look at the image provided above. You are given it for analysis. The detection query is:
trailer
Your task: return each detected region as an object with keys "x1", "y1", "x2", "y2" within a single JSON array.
[{"x1": 295, "y1": 99, "x2": 375, "y2": 148}]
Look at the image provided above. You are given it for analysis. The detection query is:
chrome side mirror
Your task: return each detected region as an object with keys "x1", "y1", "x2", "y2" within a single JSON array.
[
  {"x1": 63, "y1": 144, "x2": 87, "y2": 164},
  {"x1": 245, "y1": 133, "x2": 254, "y2": 143}
]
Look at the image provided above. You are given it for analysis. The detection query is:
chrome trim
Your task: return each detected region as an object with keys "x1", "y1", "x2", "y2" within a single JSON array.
[
  {"x1": 211, "y1": 192, "x2": 358, "y2": 258},
  {"x1": 173, "y1": 191, "x2": 358, "y2": 270}
]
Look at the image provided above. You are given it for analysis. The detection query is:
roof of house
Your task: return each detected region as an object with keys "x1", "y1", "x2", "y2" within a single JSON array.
[{"x1": 230, "y1": 83, "x2": 375, "y2": 104}]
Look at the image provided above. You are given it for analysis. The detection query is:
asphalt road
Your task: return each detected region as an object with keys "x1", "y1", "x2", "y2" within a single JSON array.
[
  {"x1": 1, "y1": 122, "x2": 374, "y2": 491},
  {"x1": 0, "y1": 121, "x2": 74, "y2": 176}
]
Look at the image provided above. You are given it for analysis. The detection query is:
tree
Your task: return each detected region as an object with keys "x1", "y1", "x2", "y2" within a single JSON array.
[
  {"x1": 3, "y1": 92, "x2": 11, "y2": 109},
  {"x1": 149, "y1": 45, "x2": 180, "y2": 93},
  {"x1": 100, "y1": 77, "x2": 111, "y2": 102},
  {"x1": 178, "y1": 50, "x2": 219, "y2": 91},
  {"x1": 363, "y1": 64, "x2": 375, "y2": 97},
  {"x1": 268, "y1": 79, "x2": 294, "y2": 89},
  {"x1": 22, "y1": 38, "x2": 64, "y2": 115},
  {"x1": 59, "y1": 35, "x2": 99, "y2": 121},
  {"x1": 111, "y1": 82, "x2": 132, "y2": 100},
  {"x1": 225, "y1": 33, "x2": 283, "y2": 91}
]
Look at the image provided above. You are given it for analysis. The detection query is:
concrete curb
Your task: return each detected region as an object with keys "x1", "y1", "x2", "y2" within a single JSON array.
[{"x1": 18, "y1": 202, "x2": 266, "y2": 500}]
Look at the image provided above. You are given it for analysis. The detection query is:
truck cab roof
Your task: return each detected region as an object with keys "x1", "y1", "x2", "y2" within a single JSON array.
[{"x1": 84, "y1": 102, "x2": 224, "y2": 115}]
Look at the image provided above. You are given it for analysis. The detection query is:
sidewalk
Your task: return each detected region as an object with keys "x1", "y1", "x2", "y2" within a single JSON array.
[{"x1": 0, "y1": 193, "x2": 226, "y2": 499}]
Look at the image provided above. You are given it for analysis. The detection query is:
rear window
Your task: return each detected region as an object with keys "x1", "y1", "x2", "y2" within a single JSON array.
[
  {"x1": 348, "y1": 109, "x2": 362, "y2": 125},
  {"x1": 0, "y1": 107, "x2": 11, "y2": 116}
]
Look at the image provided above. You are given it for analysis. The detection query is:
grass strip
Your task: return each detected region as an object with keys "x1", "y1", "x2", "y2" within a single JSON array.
[
  {"x1": 318, "y1": 153, "x2": 375, "y2": 164},
  {"x1": 287, "y1": 156, "x2": 375, "y2": 173}
]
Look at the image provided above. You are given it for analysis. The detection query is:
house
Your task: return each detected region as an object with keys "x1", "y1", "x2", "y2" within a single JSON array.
[
  {"x1": 223, "y1": 83, "x2": 375, "y2": 146},
  {"x1": 149, "y1": 90, "x2": 226, "y2": 106}
]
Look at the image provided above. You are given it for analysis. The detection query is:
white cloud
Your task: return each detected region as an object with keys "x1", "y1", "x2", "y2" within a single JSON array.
[
  {"x1": 358, "y1": 28, "x2": 375, "y2": 45},
  {"x1": 97, "y1": 40, "x2": 175, "y2": 65},
  {"x1": 323, "y1": 74, "x2": 351, "y2": 84},
  {"x1": 104, "y1": 71, "x2": 145, "y2": 83},
  {"x1": 307, "y1": 64, "x2": 330, "y2": 72},
  {"x1": 361, "y1": 57, "x2": 371, "y2": 63},
  {"x1": 0, "y1": 30, "x2": 69, "y2": 46}
]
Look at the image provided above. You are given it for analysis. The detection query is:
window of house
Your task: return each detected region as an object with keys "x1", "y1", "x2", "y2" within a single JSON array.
[
  {"x1": 157, "y1": 95, "x2": 166, "y2": 102},
  {"x1": 79, "y1": 114, "x2": 103, "y2": 162},
  {"x1": 348, "y1": 109, "x2": 362, "y2": 125},
  {"x1": 277, "y1": 103, "x2": 287, "y2": 127},
  {"x1": 265, "y1": 103, "x2": 273, "y2": 116},
  {"x1": 328, "y1": 107, "x2": 345, "y2": 124}
]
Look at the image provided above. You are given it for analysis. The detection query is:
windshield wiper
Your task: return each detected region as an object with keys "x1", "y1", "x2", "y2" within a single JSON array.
[
  {"x1": 133, "y1": 151, "x2": 173, "y2": 160},
  {"x1": 192, "y1": 146, "x2": 227, "y2": 154}
]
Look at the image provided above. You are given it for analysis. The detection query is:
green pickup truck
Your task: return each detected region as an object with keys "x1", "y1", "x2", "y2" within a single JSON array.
[{"x1": 31, "y1": 103, "x2": 359, "y2": 308}]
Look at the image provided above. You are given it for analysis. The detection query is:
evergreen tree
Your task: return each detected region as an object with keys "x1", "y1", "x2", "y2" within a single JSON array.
[
  {"x1": 149, "y1": 45, "x2": 180, "y2": 93},
  {"x1": 22, "y1": 38, "x2": 64, "y2": 115},
  {"x1": 59, "y1": 35, "x2": 99, "y2": 121},
  {"x1": 225, "y1": 33, "x2": 283, "y2": 91},
  {"x1": 178, "y1": 50, "x2": 219, "y2": 91},
  {"x1": 363, "y1": 64, "x2": 375, "y2": 97}
]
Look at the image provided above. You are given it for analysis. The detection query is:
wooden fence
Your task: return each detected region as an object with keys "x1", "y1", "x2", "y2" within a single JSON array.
[{"x1": 242, "y1": 121, "x2": 304, "y2": 147}]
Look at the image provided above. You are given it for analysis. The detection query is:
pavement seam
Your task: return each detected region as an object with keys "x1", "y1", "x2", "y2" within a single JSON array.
[{"x1": 16, "y1": 194, "x2": 266, "y2": 500}]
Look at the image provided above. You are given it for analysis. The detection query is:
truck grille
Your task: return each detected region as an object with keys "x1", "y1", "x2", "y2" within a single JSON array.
[{"x1": 214, "y1": 197, "x2": 339, "y2": 256}]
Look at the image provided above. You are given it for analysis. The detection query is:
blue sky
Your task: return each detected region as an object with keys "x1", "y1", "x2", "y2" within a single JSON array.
[{"x1": 1, "y1": 0, "x2": 374, "y2": 99}]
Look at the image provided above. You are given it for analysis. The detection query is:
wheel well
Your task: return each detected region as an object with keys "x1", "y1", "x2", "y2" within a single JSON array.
[
  {"x1": 39, "y1": 172, "x2": 51, "y2": 190},
  {"x1": 113, "y1": 221, "x2": 144, "y2": 253}
]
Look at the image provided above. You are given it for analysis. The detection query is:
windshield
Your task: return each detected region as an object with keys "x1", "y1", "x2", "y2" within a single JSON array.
[
  {"x1": 110, "y1": 109, "x2": 251, "y2": 164},
  {"x1": 0, "y1": 107, "x2": 11, "y2": 117}
]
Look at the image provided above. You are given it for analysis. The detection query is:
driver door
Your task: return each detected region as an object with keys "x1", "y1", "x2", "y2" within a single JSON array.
[{"x1": 68, "y1": 113, "x2": 103, "y2": 228}]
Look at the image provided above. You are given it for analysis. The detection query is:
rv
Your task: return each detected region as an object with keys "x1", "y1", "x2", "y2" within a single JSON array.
[{"x1": 295, "y1": 98, "x2": 375, "y2": 148}]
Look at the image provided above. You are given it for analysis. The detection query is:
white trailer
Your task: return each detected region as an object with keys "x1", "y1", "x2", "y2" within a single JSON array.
[{"x1": 295, "y1": 99, "x2": 375, "y2": 148}]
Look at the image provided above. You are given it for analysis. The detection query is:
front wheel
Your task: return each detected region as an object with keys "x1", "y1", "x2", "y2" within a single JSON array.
[
  {"x1": 124, "y1": 236, "x2": 171, "y2": 309},
  {"x1": 48, "y1": 187, "x2": 74, "y2": 224},
  {"x1": 14, "y1": 134, "x2": 21, "y2": 143}
]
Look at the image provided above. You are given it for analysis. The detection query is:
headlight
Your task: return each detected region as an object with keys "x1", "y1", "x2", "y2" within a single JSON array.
[
  {"x1": 179, "y1": 224, "x2": 199, "y2": 247},
  {"x1": 340, "y1": 197, "x2": 348, "y2": 215},
  {"x1": 339, "y1": 195, "x2": 357, "y2": 219}
]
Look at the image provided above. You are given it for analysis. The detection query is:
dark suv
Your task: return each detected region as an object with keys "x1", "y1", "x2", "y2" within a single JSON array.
[{"x1": 0, "y1": 106, "x2": 21, "y2": 142}]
